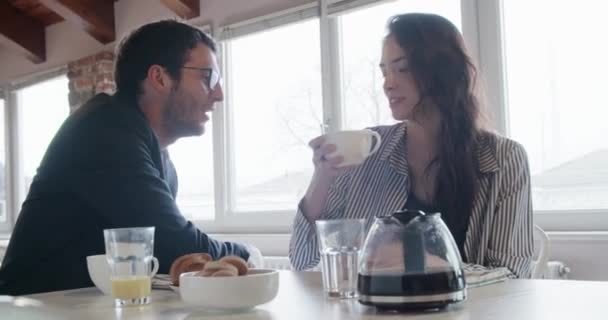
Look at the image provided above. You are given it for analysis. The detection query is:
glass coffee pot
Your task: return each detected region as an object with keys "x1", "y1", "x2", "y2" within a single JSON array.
[{"x1": 357, "y1": 209, "x2": 466, "y2": 310}]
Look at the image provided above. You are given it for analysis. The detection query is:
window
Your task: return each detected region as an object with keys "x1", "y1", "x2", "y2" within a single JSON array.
[
  {"x1": 16, "y1": 76, "x2": 70, "y2": 206},
  {"x1": 169, "y1": 122, "x2": 215, "y2": 221},
  {"x1": 0, "y1": 98, "x2": 5, "y2": 223},
  {"x1": 168, "y1": 24, "x2": 216, "y2": 222},
  {"x1": 338, "y1": 0, "x2": 462, "y2": 129},
  {"x1": 503, "y1": 1, "x2": 608, "y2": 211},
  {"x1": 225, "y1": 19, "x2": 323, "y2": 214}
]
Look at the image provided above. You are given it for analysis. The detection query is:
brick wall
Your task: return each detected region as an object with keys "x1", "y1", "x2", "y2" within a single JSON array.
[{"x1": 67, "y1": 51, "x2": 116, "y2": 111}]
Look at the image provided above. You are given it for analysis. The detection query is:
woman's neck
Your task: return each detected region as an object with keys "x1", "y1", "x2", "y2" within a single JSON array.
[
  {"x1": 407, "y1": 104, "x2": 442, "y2": 159},
  {"x1": 405, "y1": 104, "x2": 442, "y2": 203}
]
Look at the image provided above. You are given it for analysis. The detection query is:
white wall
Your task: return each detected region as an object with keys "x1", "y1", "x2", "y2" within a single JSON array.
[
  {"x1": 547, "y1": 233, "x2": 608, "y2": 281},
  {"x1": 0, "y1": 0, "x2": 313, "y2": 84}
]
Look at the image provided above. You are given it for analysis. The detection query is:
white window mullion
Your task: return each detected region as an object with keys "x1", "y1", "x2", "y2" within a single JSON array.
[
  {"x1": 319, "y1": 0, "x2": 343, "y2": 132},
  {"x1": 218, "y1": 2, "x2": 318, "y2": 41},
  {"x1": 8, "y1": 89, "x2": 24, "y2": 226},
  {"x1": 217, "y1": 41, "x2": 237, "y2": 221},
  {"x1": 473, "y1": 0, "x2": 508, "y2": 135},
  {"x1": 2, "y1": 87, "x2": 23, "y2": 232},
  {"x1": 326, "y1": 0, "x2": 396, "y2": 16},
  {"x1": 0, "y1": 87, "x2": 15, "y2": 233},
  {"x1": 460, "y1": 0, "x2": 480, "y2": 70}
]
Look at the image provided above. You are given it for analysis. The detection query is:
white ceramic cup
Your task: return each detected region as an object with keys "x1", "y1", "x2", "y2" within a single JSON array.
[
  {"x1": 86, "y1": 253, "x2": 159, "y2": 296},
  {"x1": 86, "y1": 254, "x2": 112, "y2": 295},
  {"x1": 324, "y1": 129, "x2": 382, "y2": 167}
]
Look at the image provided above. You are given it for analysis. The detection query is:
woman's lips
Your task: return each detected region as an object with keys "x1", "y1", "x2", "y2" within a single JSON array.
[{"x1": 389, "y1": 97, "x2": 405, "y2": 108}]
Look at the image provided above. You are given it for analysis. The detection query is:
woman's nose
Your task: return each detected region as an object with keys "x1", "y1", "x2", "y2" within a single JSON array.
[{"x1": 383, "y1": 72, "x2": 396, "y2": 92}]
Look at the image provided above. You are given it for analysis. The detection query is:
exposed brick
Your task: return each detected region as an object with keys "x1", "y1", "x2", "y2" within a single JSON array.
[
  {"x1": 94, "y1": 51, "x2": 114, "y2": 62},
  {"x1": 95, "y1": 73, "x2": 111, "y2": 84},
  {"x1": 75, "y1": 77, "x2": 93, "y2": 90},
  {"x1": 68, "y1": 50, "x2": 116, "y2": 110},
  {"x1": 76, "y1": 56, "x2": 95, "y2": 68},
  {"x1": 95, "y1": 82, "x2": 116, "y2": 94},
  {"x1": 96, "y1": 61, "x2": 114, "y2": 73}
]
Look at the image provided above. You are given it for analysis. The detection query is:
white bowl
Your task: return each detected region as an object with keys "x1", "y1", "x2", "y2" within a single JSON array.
[
  {"x1": 179, "y1": 269, "x2": 279, "y2": 310},
  {"x1": 86, "y1": 254, "x2": 111, "y2": 295}
]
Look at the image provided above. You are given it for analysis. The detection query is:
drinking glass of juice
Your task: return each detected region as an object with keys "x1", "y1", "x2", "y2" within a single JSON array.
[{"x1": 104, "y1": 227, "x2": 159, "y2": 307}]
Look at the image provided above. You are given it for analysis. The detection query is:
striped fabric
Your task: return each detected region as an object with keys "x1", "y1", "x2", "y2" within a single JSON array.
[{"x1": 289, "y1": 121, "x2": 534, "y2": 278}]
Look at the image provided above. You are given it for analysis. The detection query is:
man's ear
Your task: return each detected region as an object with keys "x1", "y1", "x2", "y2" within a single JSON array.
[{"x1": 146, "y1": 65, "x2": 173, "y2": 93}]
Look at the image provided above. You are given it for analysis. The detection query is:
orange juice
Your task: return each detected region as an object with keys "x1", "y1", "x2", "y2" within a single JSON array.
[{"x1": 111, "y1": 276, "x2": 151, "y2": 299}]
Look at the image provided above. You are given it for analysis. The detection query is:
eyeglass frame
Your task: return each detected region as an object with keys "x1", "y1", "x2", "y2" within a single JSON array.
[{"x1": 181, "y1": 66, "x2": 222, "y2": 90}]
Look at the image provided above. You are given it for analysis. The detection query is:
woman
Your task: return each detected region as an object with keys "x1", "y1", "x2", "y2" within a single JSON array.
[{"x1": 289, "y1": 13, "x2": 534, "y2": 278}]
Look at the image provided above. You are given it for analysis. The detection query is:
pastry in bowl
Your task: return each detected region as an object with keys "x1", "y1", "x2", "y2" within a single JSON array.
[
  {"x1": 169, "y1": 253, "x2": 212, "y2": 285},
  {"x1": 169, "y1": 254, "x2": 249, "y2": 285}
]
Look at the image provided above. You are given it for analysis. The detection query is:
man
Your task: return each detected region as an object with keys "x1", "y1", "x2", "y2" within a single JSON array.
[{"x1": 0, "y1": 20, "x2": 254, "y2": 295}]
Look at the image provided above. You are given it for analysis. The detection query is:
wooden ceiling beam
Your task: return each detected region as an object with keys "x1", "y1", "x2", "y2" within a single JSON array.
[
  {"x1": 0, "y1": 0, "x2": 46, "y2": 63},
  {"x1": 161, "y1": 0, "x2": 200, "y2": 19},
  {"x1": 39, "y1": 0, "x2": 115, "y2": 44}
]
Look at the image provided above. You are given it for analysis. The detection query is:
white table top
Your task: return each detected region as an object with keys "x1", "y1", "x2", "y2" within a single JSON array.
[{"x1": 22, "y1": 271, "x2": 608, "y2": 320}]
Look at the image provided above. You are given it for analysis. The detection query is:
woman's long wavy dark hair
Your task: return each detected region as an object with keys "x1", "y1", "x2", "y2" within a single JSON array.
[{"x1": 387, "y1": 13, "x2": 485, "y2": 231}]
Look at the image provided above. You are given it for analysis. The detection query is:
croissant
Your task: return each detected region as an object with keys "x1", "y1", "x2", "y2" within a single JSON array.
[
  {"x1": 219, "y1": 255, "x2": 249, "y2": 276},
  {"x1": 169, "y1": 253, "x2": 212, "y2": 285},
  {"x1": 195, "y1": 255, "x2": 249, "y2": 277}
]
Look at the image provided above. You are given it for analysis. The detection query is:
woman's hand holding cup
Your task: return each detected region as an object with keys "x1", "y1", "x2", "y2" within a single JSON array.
[{"x1": 309, "y1": 135, "x2": 355, "y2": 182}]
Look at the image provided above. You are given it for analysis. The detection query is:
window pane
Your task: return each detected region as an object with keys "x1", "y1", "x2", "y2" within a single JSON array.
[
  {"x1": 17, "y1": 76, "x2": 69, "y2": 204},
  {"x1": 0, "y1": 98, "x2": 5, "y2": 223},
  {"x1": 339, "y1": 0, "x2": 462, "y2": 129},
  {"x1": 169, "y1": 120, "x2": 215, "y2": 220},
  {"x1": 228, "y1": 19, "x2": 322, "y2": 212},
  {"x1": 503, "y1": 1, "x2": 608, "y2": 210}
]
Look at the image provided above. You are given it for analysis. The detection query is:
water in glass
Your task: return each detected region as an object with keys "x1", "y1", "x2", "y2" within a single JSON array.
[{"x1": 321, "y1": 247, "x2": 359, "y2": 298}]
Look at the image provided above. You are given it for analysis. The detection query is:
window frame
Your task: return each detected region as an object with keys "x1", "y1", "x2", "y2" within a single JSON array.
[
  {"x1": 3, "y1": 0, "x2": 606, "y2": 237},
  {"x1": 1, "y1": 66, "x2": 69, "y2": 234},
  {"x1": 474, "y1": 0, "x2": 608, "y2": 230},
  {"x1": 0, "y1": 90, "x2": 9, "y2": 233}
]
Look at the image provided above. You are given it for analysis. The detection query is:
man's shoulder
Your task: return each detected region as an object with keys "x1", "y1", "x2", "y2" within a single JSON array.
[
  {"x1": 61, "y1": 93, "x2": 154, "y2": 145},
  {"x1": 39, "y1": 94, "x2": 159, "y2": 172},
  {"x1": 73, "y1": 94, "x2": 146, "y2": 126}
]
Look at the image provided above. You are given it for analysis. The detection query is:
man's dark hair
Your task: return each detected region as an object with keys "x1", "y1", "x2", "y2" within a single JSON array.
[{"x1": 114, "y1": 20, "x2": 216, "y2": 102}]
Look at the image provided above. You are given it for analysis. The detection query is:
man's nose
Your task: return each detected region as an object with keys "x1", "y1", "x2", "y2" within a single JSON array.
[{"x1": 212, "y1": 83, "x2": 224, "y2": 102}]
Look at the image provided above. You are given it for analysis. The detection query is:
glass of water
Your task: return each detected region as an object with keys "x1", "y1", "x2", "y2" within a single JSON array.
[
  {"x1": 104, "y1": 227, "x2": 159, "y2": 307},
  {"x1": 315, "y1": 219, "x2": 366, "y2": 298}
]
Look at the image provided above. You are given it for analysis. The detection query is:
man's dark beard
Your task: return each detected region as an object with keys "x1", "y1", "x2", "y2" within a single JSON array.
[{"x1": 163, "y1": 87, "x2": 204, "y2": 139}]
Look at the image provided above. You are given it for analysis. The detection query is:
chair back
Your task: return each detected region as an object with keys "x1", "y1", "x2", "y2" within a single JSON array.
[{"x1": 531, "y1": 224, "x2": 550, "y2": 278}]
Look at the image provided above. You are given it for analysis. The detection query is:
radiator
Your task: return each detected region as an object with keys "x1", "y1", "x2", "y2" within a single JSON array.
[
  {"x1": 263, "y1": 256, "x2": 572, "y2": 280},
  {"x1": 542, "y1": 261, "x2": 571, "y2": 280},
  {"x1": 264, "y1": 256, "x2": 292, "y2": 270}
]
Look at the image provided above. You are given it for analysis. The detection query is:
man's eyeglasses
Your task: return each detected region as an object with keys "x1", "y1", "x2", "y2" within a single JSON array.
[{"x1": 181, "y1": 66, "x2": 222, "y2": 90}]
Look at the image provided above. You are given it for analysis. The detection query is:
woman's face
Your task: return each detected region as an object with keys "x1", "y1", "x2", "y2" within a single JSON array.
[{"x1": 380, "y1": 35, "x2": 421, "y2": 121}]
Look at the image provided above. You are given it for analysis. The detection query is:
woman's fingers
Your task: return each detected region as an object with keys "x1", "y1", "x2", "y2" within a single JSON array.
[
  {"x1": 313, "y1": 144, "x2": 337, "y2": 165},
  {"x1": 309, "y1": 135, "x2": 326, "y2": 149},
  {"x1": 325, "y1": 154, "x2": 344, "y2": 166}
]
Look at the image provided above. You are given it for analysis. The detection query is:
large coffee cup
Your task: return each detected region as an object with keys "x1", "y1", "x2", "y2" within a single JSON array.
[{"x1": 324, "y1": 129, "x2": 382, "y2": 167}]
